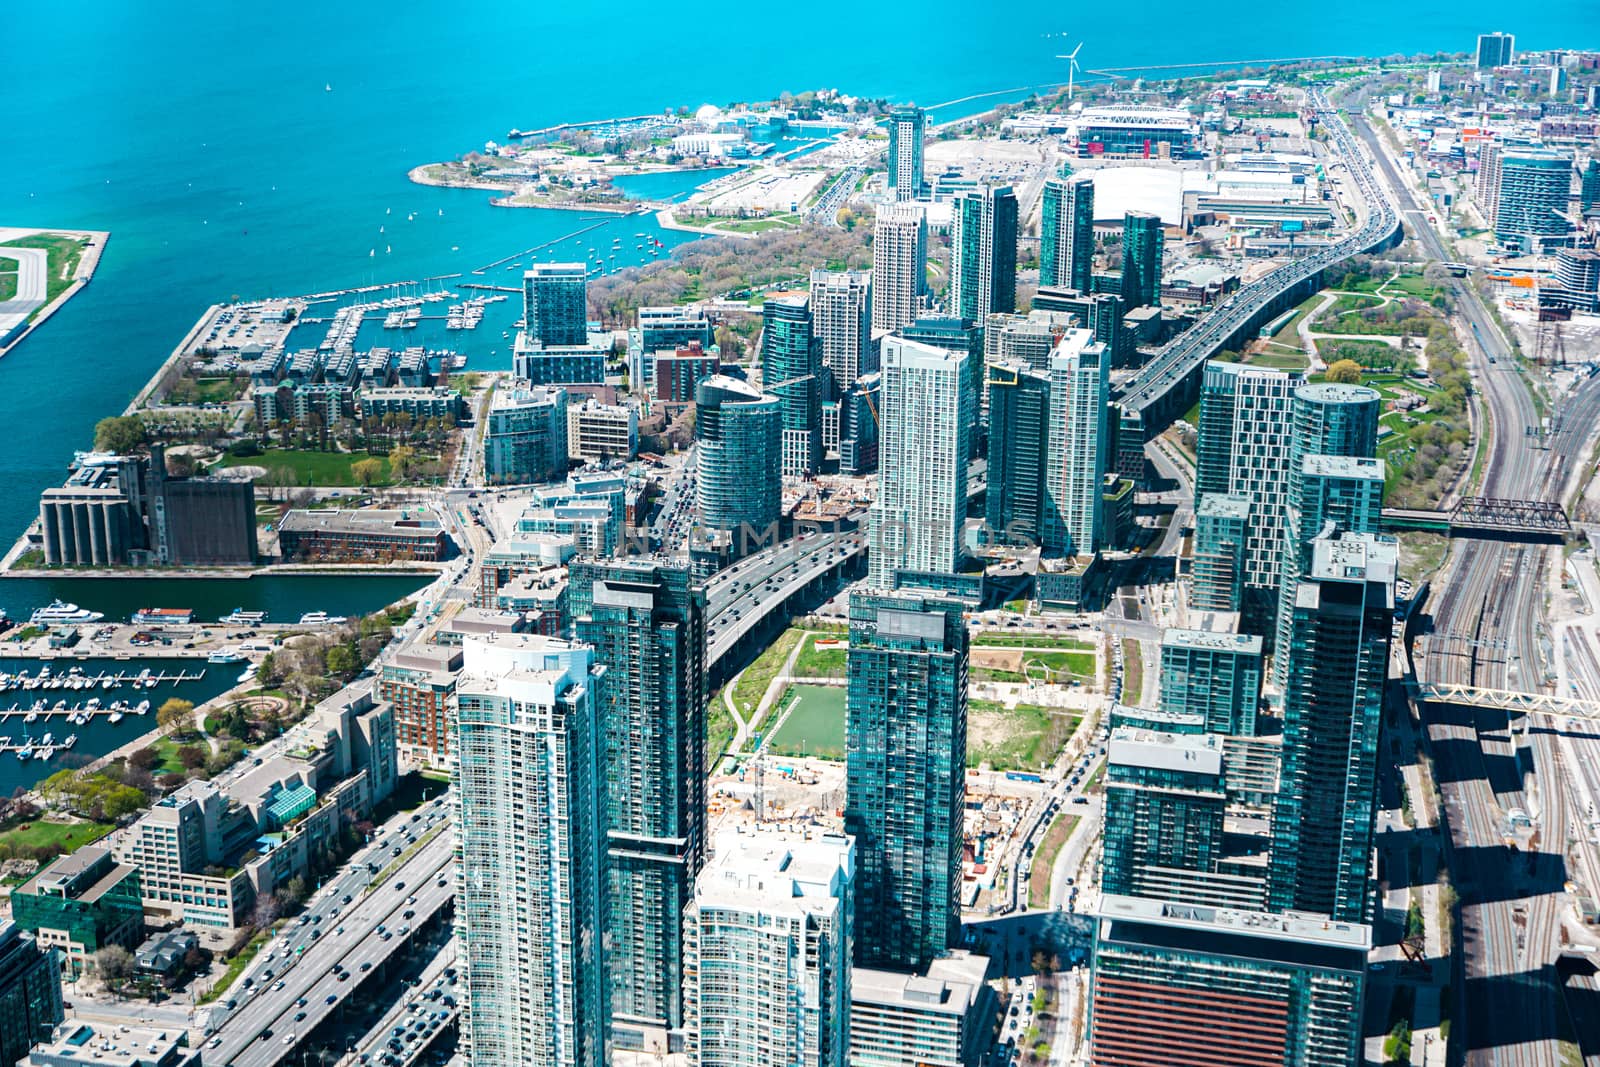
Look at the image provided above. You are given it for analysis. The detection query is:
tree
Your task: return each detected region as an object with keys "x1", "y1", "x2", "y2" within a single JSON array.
[
  {"x1": 94, "y1": 415, "x2": 146, "y2": 454},
  {"x1": 325, "y1": 645, "x2": 357, "y2": 678},
  {"x1": 255, "y1": 653, "x2": 280, "y2": 687},
  {"x1": 157, "y1": 698, "x2": 195, "y2": 735},
  {"x1": 252, "y1": 893, "x2": 281, "y2": 930},
  {"x1": 1326, "y1": 358, "x2": 1363, "y2": 384},
  {"x1": 157, "y1": 773, "x2": 187, "y2": 792},
  {"x1": 176, "y1": 745, "x2": 208, "y2": 771},
  {"x1": 165, "y1": 451, "x2": 197, "y2": 478},
  {"x1": 128, "y1": 748, "x2": 159, "y2": 772},
  {"x1": 93, "y1": 945, "x2": 134, "y2": 987},
  {"x1": 389, "y1": 445, "x2": 417, "y2": 481},
  {"x1": 351, "y1": 458, "x2": 383, "y2": 487}
]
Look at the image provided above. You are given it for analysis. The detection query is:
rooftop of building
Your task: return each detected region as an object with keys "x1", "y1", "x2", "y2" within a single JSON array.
[
  {"x1": 25, "y1": 1021, "x2": 195, "y2": 1067},
  {"x1": 1296, "y1": 381, "x2": 1381, "y2": 405},
  {"x1": 695, "y1": 826, "x2": 854, "y2": 916},
  {"x1": 1197, "y1": 494, "x2": 1252, "y2": 519},
  {"x1": 359, "y1": 385, "x2": 457, "y2": 399},
  {"x1": 852, "y1": 951, "x2": 991, "y2": 1015},
  {"x1": 1308, "y1": 530, "x2": 1399, "y2": 588},
  {"x1": 1302, "y1": 454, "x2": 1386, "y2": 478},
  {"x1": 17, "y1": 847, "x2": 136, "y2": 905},
  {"x1": 490, "y1": 384, "x2": 567, "y2": 410},
  {"x1": 1161, "y1": 626, "x2": 1261, "y2": 655},
  {"x1": 1098, "y1": 893, "x2": 1372, "y2": 956},
  {"x1": 1108, "y1": 727, "x2": 1225, "y2": 776},
  {"x1": 277, "y1": 508, "x2": 441, "y2": 535}
]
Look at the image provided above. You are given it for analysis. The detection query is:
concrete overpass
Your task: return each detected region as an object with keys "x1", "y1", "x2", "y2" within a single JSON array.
[{"x1": 1115, "y1": 90, "x2": 1403, "y2": 434}]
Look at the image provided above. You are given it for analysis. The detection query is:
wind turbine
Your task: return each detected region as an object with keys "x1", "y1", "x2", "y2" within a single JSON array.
[{"x1": 1056, "y1": 42, "x2": 1084, "y2": 100}]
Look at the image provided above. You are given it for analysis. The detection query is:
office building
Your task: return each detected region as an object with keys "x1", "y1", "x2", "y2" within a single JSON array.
[
  {"x1": 695, "y1": 376, "x2": 783, "y2": 557},
  {"x1": 1194, "y1": 361, "x2": 1300, "y2": 631},
  {"x1": 682, "y1": 828, "x2": 855, "y2": 1067},
  {"x1": 524, "y1": 263, "x2": 590, "y2": 347},
  {"x1": 887, "y1": 105, "x2": 926, "y2": 201},
  {"x1": 1042, "y1": 330, "x2": 1110, "y2": 556},
  {"x1": 453, "y1": 635, "x2": 608, "y2": 1067},
  {"x1": 763, "y1": 296, "x2": 822, "y2": 477},
  {"x1": 569, "y1": 561, "x2": 707, "y2": 1041},
  {"x1": 844, "y1": 593, "x2": 968, "y2": 971},
  {"x1": 1040, "y1": 174, "x2": 1096, "y2": 293},
  {"x1": 868, "y1": 337, "x2": 971, "y2": 589},
  {"x1": 1270, "y1": 532, "x2": 1396, "y2": 923},
  {"x1": 484, "y1": 385, "x2": 568, "y2": 486},
  {"x1": 0, "y1": 922, "x2": 64, "y2": 1065},
  {"x1": 849, "y1": 952, "x2": 995, "y2": 1067},
  {"x1": 10, "y1": 848, "x2": 143, "y2": 979},
  {"x1": 949, "y1": 183, "x2": 1017, "y2": 320},
  {"x1": 810, "y1": 269, "x2": 874, "y2": 396},
  {"x1": 1120, "y1": 212, "x2": 1164, "y2": 310},
  {"x1": 1158, "y1": 629, "x2": 1263, "y2": 736},
  {"x1": 278, "y1": 508, "x2": 449, "y2": 562},
  {"x1": 566, "y1": 398, "x2": 638, "y2": 463},
  {"x1": 1476, "y1": 31, "x2": 1514, "y2": 69},
  {"x1": 627, "y1": 306, "x2": 716, "y2": 390},
  {"x1": 984, "y1": 361, "x2": 1051, "y2": 547},
  {"x1": 1089, "y1": 895, "x2": 1367, "y2": 1067},
  {"x1": 872, "y1": 204, "x2": 927, "y2": 335}
]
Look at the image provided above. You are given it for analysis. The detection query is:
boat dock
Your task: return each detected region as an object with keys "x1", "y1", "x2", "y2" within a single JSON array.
[
  {"x1": 0, "y1": 735, "x2": 81, "y2": 761},
  {"x1": 0, "y1": 668, "x2": 205, "y2": 694},
  {"x1": 0, "y1": 698, "x2": 156, "y2": 723},
  {"x1": 458, "y1": 284, "x2": 520, "y2": 294}
]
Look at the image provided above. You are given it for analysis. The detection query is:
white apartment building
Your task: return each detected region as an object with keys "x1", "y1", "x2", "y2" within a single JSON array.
[{"x1": 1042, "y1": 330, "x2": 1109, "y2": 556}]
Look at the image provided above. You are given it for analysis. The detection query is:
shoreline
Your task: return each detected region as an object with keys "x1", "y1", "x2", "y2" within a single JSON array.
[
  {"x1": 1, "y1": 561, "x2": 443, "y2": 580},
  {"x1": 0, "y1": 228, "x2": 111, "y2": 360}
]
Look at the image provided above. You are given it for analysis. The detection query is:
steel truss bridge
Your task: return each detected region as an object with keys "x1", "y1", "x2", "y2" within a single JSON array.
[{"x1": 1414, "y1": 680, "x2": 1600, "y2": 720}]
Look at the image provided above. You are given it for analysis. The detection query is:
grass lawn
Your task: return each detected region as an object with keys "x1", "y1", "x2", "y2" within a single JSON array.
[
  {"x1": 0, "y1": 274, "x2": 14, "y2": 303},
  {"x1": 791, "y1": 634, "x2": 848, "y2": 678},
  {"x1": 1247, "y1": 348, "x2": 1309, "y2": 372},
  {"x1": 713, "y1": 217, "x2": 797, "y2": 234},
  {"x1": 767, "y1": 684, "x2": 847, "y2": 759},
  {"x1": 1029, "y1": 813, "x2": 1080, "y2": 910},
  {"x1": 1121, "y1": 639, "x2": 1142, "y2": 704},
  {"x1": 0, "y1": 256, "x2": 16, "y2": 272},
  {"x1": 732, "y1": 628, "x2": 805, "y2": 714},
  {"x1": 1270, "y1": 293, "x2": 1324, "y2": 348},
  {"x1": 0, "y1": 817, "x2": 113, "y2": 856},
  {"x1": 969, "y1": 700, "x2": 1080, "y2": 771},
  {"x1": 974, "y1": 634, "x2": 1094, "y2": 650},
  {"x1": 214, "y1": 448, "x2": 392, "y2": 487},
  {"x1": 167, "y1": 376, "x2": 248, "y2": 406},
  {"x1": 146, "y1": 735, "x2": 204, "y2": 777},
  {"x1": 0, "y1": 233, "x2": 88, "y2": 306}
]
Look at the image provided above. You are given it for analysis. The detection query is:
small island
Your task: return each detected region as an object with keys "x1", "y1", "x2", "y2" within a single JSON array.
[{"x1": 0, "y1": 226, "x2": 108, "y2": 358}]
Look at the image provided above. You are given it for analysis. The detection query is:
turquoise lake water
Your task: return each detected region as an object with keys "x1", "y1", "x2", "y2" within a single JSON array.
[{"x1": 1, "y1": 3, "x2": 1592, "y2": 612}]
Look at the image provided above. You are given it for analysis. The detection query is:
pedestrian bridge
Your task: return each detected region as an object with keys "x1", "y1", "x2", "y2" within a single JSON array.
[{"x1": 1413, "y1": 680, "x2": 1600, "y2": 719}]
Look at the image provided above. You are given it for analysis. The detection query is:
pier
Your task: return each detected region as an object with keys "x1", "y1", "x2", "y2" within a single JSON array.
[
  {"x1": 0, "y1": 667, "x2": 206, "y2": 694},
  {"x1": 470, "y1": 220, "x2": 613, "y2": 275}
]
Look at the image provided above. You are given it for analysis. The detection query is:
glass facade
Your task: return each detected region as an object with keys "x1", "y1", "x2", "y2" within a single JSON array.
[
  {"x1": 695, "y1": 376, "x2": 782, "y2": 548},
  {"x1": 1042, "y1": 335, "x2": 1110, "y2": 556},
  {"x1": 1120, "y1": 212, "x2": 1164, "y2": 310},
  {"x1": 523, "y1": 263, "x2": 590, "y2": 347},
  {"x1": 949, "y1": 184, "x2": 1017, "y2": 321},
  {"x1": 886, "y1": 106, "x2": 925, "y2": 201},
  {"x1": 984, "y1": 362, "x2": 1051, "y2": 547},
  {"x1": 0, "y1": 922, "x2": 63, "y2": 1067},
  {"x1": 1158, "y1": 629, "x2": 1263, "y2": 736},
  {"x1": 762, "y1": 296, "x2": 821, "y2": 477},
  {"x1": 1040, "y1": 174, "x2": 1095, "y2": 293},
  {"x1": 843, "y1": 593, "x2": 967, "y2": 971}
]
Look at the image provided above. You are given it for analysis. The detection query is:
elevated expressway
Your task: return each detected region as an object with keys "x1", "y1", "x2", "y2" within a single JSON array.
[{"x1": 1116, "y1": 89, "x2": 1403, "y2": 432}]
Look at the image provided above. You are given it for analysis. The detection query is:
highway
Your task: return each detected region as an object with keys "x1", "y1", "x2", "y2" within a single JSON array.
[
  {"x1": 344, "y1": 938, "x2": 459, "y2": 1067},
  {"x1": 1359, "y1": 100, "x2": 1600, "y2": 1066},
  {"x1": 1117, "y1": 89, "x2": 1401, "y2": 420},
  {"x1": 705, "y1": 529, "x2": 865, "y2": 666},
  {"x1": 204, "y1": 822, "x2": 456, "y2": 1066}
]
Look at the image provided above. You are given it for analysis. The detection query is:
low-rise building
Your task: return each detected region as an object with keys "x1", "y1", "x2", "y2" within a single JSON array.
[
  {"x1": 277, "y1": 508, "x2": 449, "y2": 562},
  {"x1": 512, "y1": 332, "x2": 607, "y2": 385},
  {"x1": 358, "y1": 386, "x2": 465, "y2": 424},
  {"x1": 9, "y1": 848, "x2": 143, "y2": 979},
  {"x1": 134, "y1": 929, "x2": 198, "y2": 982},
  {"x1": 24, "y1": 1021, "x2": 199, "y2": 1067}
]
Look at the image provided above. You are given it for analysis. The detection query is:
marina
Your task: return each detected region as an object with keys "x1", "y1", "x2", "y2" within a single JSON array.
[{"x1": 0, "y1": 666, "x2": 205, "y2": 693}]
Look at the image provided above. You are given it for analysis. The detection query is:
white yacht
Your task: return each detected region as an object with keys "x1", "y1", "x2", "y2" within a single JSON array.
[
  {"x1": 298, "y1": 611, "x2": 348, "y2": 626},
  {"x1": 28, "y1": 601, "x2": 105, "y2": 626}
]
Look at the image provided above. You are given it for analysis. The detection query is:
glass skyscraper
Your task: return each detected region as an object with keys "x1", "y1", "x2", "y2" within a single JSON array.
[
  {"x1": 523, "y1": 263, "x2": 591, "y2": 347},
  {"x1": 871, "y1": 204, "x2": 927, "y2": 335},
  {"x1": 0, "y1": 921, "x2": 62, "y2": 1067},
  {"x1": 1120, "y1": 212, "x2": 1164, "y2": 310},
  {"x1": 695, "y1": 375, "x2": 782, "y2": 552},
  {"x1": 809, "y1": 268, "x2": 874, "y2": 397},
  {"x1": 984, "y1": 360, "x2": 1051, "y2": 547},
  {"x1": 1040, "y1": 173, "x2": 1095, "y2": 293},
  {"x1": 1158, "y1": 629, "x2": 1263, "y2": 736},
  {"x1": 762, "y1": 296, "x2": 821, "y2": 477},
  {"x1": 1269, "y1": 531, "x2": 1396, "y2": 923},
  {"x1": 569, "y1": 560, "x2": 707, "y2": 1041},
  {"x1": 949, "y1": 183, "x2": 1017, "y2": 321},
  {"x1": 886, "y1": 105, "x2": 926, "y2": 202},
  {"x1": 844, "y1": 592, "x2": 968, "y2": 971},
  {"x1": 483, "y1": 385, "x2": 568, "y2": 486},
  {"x1": 454, "y1": 635, "x2": 609, "y2": 1067},
  {"x1": 1042, "y1": 331, "x2": 1110, "y2": 556}
]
